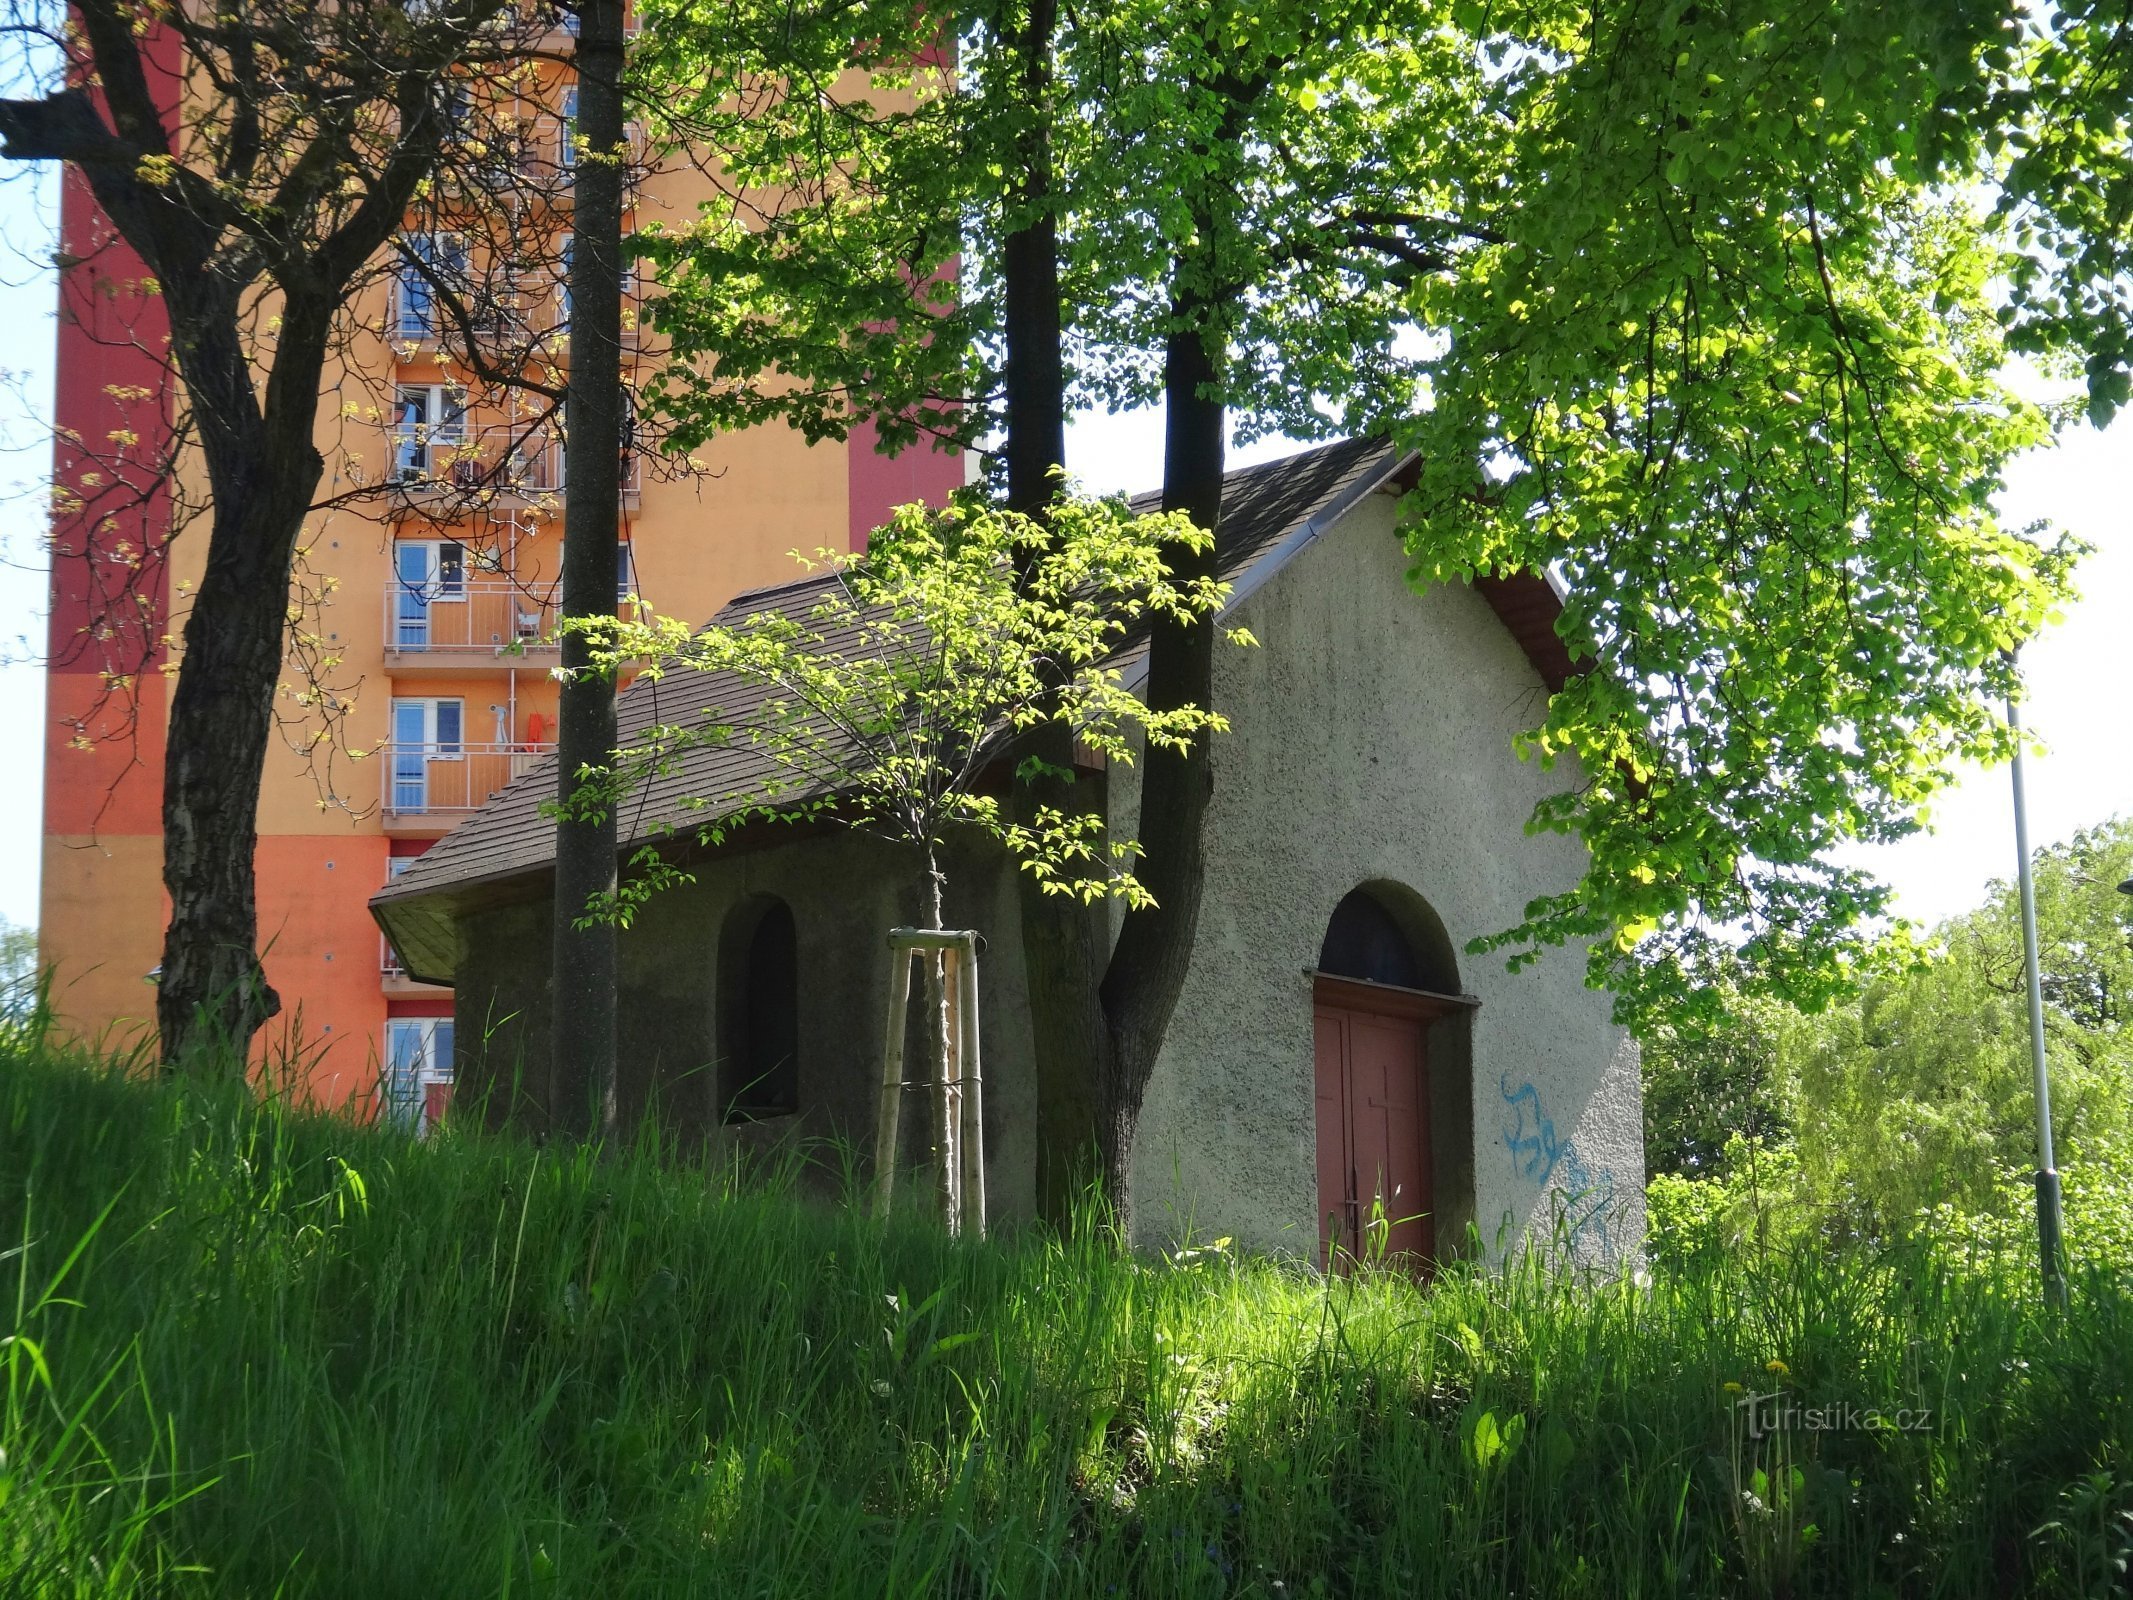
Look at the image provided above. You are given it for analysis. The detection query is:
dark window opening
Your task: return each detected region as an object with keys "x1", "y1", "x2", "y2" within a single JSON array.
[
  {"x1": 1318, "y1": 888, "x2": 1422, "y2": 989},
  {"x1": 723, "y1": 899, "x2": 798, "y2": 1121}
]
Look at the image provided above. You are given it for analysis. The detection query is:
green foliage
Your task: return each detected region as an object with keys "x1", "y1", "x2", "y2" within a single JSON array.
[
  {"x1": 5, "y1": 1036, "x2": 2133, "y2": 1596},
  {"x1": 577, "y1": 493, "x2": 1246, "y2": 922},
  {"x1": 1644, "y1": 818, "x2": 2133, "y2": 1255},
  {"x1": 1790, "y1": 819, "x2": 2133, "y2": 1224},
  {"x1": 630, "y1": 0, "x2": 2087, "y2": 1034},
  {"x1": 1641, "y1": 986, "x2": 1797, "y2": 1178},
  {"x1": 1646, "y1": 1137, "x2": 1810, "y2": 1267},
  {"x1": 1400, "y1": 4, "x2": 2078, "y2": 1027},
  {"x1": 1985, "y1": 2, "x2": 2133, "y2": 424},
  {"x1": 625, "y1": 0, "x2": 977, "y2": 457}
]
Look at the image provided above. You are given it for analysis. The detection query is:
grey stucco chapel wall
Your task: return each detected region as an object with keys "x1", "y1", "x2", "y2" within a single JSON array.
[
  {"x1": 1124, "y1": 484, "x2": 1644, "y2": 1265},
  {"x1": 444, "y1": 467, "x2": 1643, "y2": 1268}
]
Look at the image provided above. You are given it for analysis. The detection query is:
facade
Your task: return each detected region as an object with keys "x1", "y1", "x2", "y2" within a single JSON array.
[
  {"x1": 375, "y1": 439, "x2": 1645, "y2": 1266},
  {"x1": 37, "y1": 36, "x2": 960, "y2": 1111}
]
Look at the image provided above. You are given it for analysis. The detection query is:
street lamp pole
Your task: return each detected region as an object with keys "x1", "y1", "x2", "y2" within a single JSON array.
[{"x1": 2006, "y1": 683, "x2": 2067, "y2": 1306}]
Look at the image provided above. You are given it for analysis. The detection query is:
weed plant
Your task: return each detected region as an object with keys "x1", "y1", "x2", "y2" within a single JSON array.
[{"x1": 2, "y1": 1025, "x2": 2129, "y2": 1597}]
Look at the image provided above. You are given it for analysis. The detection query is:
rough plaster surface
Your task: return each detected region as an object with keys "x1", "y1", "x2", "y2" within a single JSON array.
[
  {"x1": 456, "y1": 829, "x2": 1041, "y2": 1220},
  {"x1": 1127, "y1": 488, "x2": 1644, "y2": 1265},
  {"x1": 450, "y1": 483, "x2": 1642, "y2": 1262}
]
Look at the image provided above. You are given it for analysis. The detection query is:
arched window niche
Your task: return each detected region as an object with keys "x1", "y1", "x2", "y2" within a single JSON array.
[
  {"x1": 1311, "y1": 881, "x2": 1476, "y2": 1268},
  {"x1": 1317, "y1": 883, "x2": 1461, "y2": 993},
  {"x1": 717, "y1": 895, "x2": 800, "y2": 1123}
]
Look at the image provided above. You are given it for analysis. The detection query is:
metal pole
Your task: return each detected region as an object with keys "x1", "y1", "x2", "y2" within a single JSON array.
[{"x1": 2007, "y1": 685, "x2": 2067, "y2": 1306}]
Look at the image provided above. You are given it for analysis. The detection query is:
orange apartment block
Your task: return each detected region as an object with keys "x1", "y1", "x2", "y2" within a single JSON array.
[{"x1": 38, "y1": 21, "x2": 960, "y2": 1118}]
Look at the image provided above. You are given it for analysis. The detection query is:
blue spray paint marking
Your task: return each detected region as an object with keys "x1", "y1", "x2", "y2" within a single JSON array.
[{"x1": 1499, "y1": 1075, "x2": 1624, "y2": 1261}]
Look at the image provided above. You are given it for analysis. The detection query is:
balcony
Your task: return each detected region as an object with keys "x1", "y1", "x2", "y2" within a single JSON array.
[
  {"x1": 387, "y1": 578, "x2": 562, "y2": 670},
  {"x1": 387, "y1": 425, "x2": 640, "y2": 516},
  {"x1": 382, "y1": 741, "x2": 555, "y2": 834},
  {"x1": 381, "y1": 935, "x2": 450, "y2": 996},
  {"x1": 391, "y1": 287, "x2": 644, "y2": 365}
]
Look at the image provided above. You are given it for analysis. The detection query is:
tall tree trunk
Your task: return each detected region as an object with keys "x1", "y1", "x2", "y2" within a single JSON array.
[
  {"x1": 996, "y1": 0, "x2": 1114, "y2": 1221},
  {"x1": 550, "y1": 0, "x2": 626, "y2": 1141},
  {"x1": 1093, "y1": 310, "x2": 1225, "y2": 1209},
  {"x1": 155, "y1": 307, "x2": 330, "y2": 1064},
  {"x1": 999, "y1": 0, "x2": 1062, "y2": 520}
]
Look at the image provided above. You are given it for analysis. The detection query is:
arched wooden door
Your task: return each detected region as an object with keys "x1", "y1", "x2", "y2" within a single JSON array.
[{"x1": 1314, "y1": 974, "x2": 1450, "y2": 1272}]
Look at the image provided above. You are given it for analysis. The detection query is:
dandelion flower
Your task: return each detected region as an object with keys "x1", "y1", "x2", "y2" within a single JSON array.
[
  {"x1": 1723, "y1": 1381, "x2": 1743, "y2": 1394},
  {"x1": 1766, "y1": 1359, "x2": 1790, "y2": 1377}
]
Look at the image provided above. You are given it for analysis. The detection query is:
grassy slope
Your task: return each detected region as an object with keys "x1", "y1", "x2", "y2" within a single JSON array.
[{"x1": 2, "y1": 1029, "x2": 2130, "y2": 1599}]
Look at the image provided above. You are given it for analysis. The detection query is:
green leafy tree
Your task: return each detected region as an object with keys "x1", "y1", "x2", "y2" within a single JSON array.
[
  {"x1": 589, "y1": 494, "x2": 1240, "y2": 922},
  {"x1": 1790, "y1": 818, "x2": 2133, "y2": 1224},
  {"x1": 1400, "y1": 7, "x2": 2078, "y2": 1029},
  {"x1": 574, "y1": 492, "x2": 1245, "y2": 1119},
  {"x1": 1640, "y1": 984, "x2": 1797, "y2": 1180},
  {"x1": 1645, "y1": 817, "x2": 2133, "y2": 1239},
  {"x1": 631, "y1": 0, "x2": 2083, "y2": 1213}
]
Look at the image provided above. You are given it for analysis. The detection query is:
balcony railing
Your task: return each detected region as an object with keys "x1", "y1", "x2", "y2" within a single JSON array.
[
  {"x1": 383, "y1": 741, "x2": 554, "y2": 827},
  {"x1": 380, "y1": 936, "x2": 450, "y2": 991},
  {"x1": 390, "y1": 426, "x2": 563, "y2": 496},
  {"x1": 387, "y1": 578, "x2": 561, "y2": 657},
  {"x1": 392, "y1": 289, "x2": 643, "y2": 355},
  {"x1": 387, "y1": 425, "x2": 639, "y2": 505}
]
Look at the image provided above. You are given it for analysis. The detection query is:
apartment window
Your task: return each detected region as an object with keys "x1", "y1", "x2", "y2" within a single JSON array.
[
  {"x1": 560, "y1": 86, "x2": 577, "y2": 170},
  {"x1": 395, "y1": 232, "x2": 467, "y2": 340},
  {"x1": 391, "y1": 385, "x2": 466, "y2": 481},
  {"x1": 385, "y1": 1017, "x2": 455, "y2": 1133},
  {"x1": 393, "y1": 540, "x2": 466, "y2": 648},
  {"x1": 617, "y1": 541, "x2": 635, "y2": 603},
  {"x1": 390, "y1": 697, "x2": 464, "y2": 812},
  {"x1": 443, "y1": 83, "x2": 474, "y2": 144}
]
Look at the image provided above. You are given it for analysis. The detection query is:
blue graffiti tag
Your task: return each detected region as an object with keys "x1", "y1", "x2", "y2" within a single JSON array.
[{"x1": 1500, "y1": 1075, "x2": 1624, "y2": 1261}]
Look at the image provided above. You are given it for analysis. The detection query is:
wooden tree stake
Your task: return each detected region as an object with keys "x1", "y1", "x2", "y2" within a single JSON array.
[{"x1": 876, "y1": 929, "x2": 986, "y2": 1236}]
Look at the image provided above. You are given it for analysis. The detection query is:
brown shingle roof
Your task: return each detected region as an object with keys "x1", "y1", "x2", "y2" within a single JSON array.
[{"x1": 372, "y1": 436, "x2": 1565, "y2": 983}]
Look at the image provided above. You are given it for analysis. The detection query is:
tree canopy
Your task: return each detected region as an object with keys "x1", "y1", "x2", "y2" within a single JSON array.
[
  {"x1": 629, "y1": 0, "x2": 2090, "y2": 1045},
  {"x1": 1644, "y1": 815, "x2": 2133, "y2": 1250}
]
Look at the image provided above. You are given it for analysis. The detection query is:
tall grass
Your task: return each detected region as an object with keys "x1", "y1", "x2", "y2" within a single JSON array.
[{"x1": 1, "y1": 1024, "x2": 2129, "y2": 1598}]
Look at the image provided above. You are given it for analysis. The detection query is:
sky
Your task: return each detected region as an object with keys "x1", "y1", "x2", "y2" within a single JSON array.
[{"x1": 0, "y1": 166, "x2": 2125, "y2": 938}]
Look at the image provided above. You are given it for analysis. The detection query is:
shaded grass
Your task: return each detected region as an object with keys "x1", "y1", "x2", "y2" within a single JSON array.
[{"x1": 2, "y1": 1026, "x2": 2130, "y2": 1597}]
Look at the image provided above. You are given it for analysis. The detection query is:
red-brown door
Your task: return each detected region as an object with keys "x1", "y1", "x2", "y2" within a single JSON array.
[{"x1": 1314, "y1": 977, "x2": 1435, "y2": 1271}]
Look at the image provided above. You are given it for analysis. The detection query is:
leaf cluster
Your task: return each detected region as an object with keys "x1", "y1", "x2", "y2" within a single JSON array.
[
  {"x1": 564, "y1": 492, "x2": 1250, "y2": 919},
  {"x1": 1398, "y1": 3, "x2": 2081, "y2": 1026}
]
